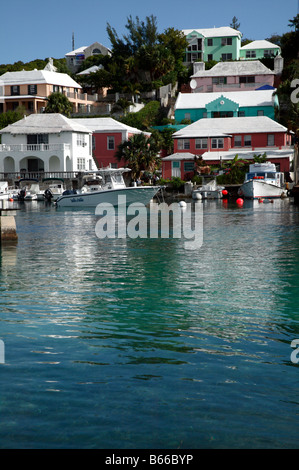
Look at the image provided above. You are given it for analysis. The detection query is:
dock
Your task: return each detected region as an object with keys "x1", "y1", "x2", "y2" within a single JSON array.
[{"x1": 0, "y1": 202, "x2": 18, "y2": 243}]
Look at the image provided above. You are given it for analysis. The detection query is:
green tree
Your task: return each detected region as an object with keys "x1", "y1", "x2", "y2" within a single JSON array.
[
  {"x1": 230, "y1": 16, "x2": 240, "y2": 30},
  {"x1": 114, "y1": 132, "x2": 161, "y2": 179},
  {"x1": 105, "y1": 15, "x2": 189, "y2": 92},
  {"x1": 288, "y1": 14, "x2": 299, "y2": 31},
  {"x1": 45, "y1": 92, "x2": 73, "y2": 117},
  {"x1": 0, "y1": 107, "x2": 25, "y2": 130}
]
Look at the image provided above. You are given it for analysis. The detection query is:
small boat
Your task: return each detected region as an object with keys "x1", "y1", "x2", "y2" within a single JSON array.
[
  {"x1": 0, "y1": 181, "x2": 9, "y2": 200},
  {"x1": 239, "y1": 163, "x2": 286, "y2": 199},
  {"x1": 39, "y1": 178, "x2": 66, "y2": 202},
  {"x1": 15, "y1": 178, "x2": 40, "y2": 201},
  {"x1": 55, "y1": 167, "x2": 161, "y2": 208},
  {"x1": 192, "y1": 178, "x2": 225, "y2": 200}
]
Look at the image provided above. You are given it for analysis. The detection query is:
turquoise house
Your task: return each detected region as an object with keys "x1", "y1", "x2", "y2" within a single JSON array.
[
  {"x1": 174, "y1": 89, "x2": 278, "y2": 123},
  {"x1": 182, "y1": 27, "x2": 242, "y2": 64},
  {"x1": 240, "y1": 40, "x2": 281, "y2": 60}
]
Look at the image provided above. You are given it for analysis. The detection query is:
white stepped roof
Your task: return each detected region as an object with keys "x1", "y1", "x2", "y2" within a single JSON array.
[
  {"x1": 240, "y1": 40, "x2": 280, "y2": 50},
  {"x1": 71, "y1": 117, "x2": 151, "y2": 135},
  {"x1": 173, "y1": 116, "x2": 288, "y2": 138},
  {"x1": 175, "y1": 90, "x2": 276, "y2": 110},
  {"x1": 191, "y1": 60, "x2": 274, "y2": 77},
  {"x1": 0, "y1": 69, "x2": 81, "y2": 88},
  {"x1": 183, "y1": 26, "x2": 242, "y2": 38},
  {"x1": 0, "y1": 113, "x2": 91, "y2": 134}
]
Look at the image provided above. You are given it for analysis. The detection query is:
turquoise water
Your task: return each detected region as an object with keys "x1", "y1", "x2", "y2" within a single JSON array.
[{"x1": 0, "y1": 198, "x2": 299, "y2": 449}]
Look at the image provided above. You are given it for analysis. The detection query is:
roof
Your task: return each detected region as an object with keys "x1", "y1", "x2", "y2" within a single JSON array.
[
  {"x1": 200, "y1": 149, "x2": 293, "y2": 161},
  {"x1": 175, "y1": 90, "x2": 276, "y2": 110},
  {"x1": 77, "y1": 65, "x2": 103, "y2": 75},
  {"x1": 0, "y1": 69, "x2": 82, "y2": 88},
  {"x1": 172, "y1": 116, "x2": 288, "y2": 139},
  {"x1": 240, "y1": 40, "x2": 281, "y2": 50},
  {"x1": 162, "y1": 149, "x2": 292, "y2": 162},
  {"x1": 65, "y1": 42, "x2": 111, "y2": 57},
  {"x1": 182, "y1": 26, "x2": 242, "y2": 38},
  {"x1": 71, "y1": 117, "x2": 151, "y2": 136},
  {"x1": 0, "y1": 113, "x2": 91, "y2": 135},
  {"x1": 191, "y1": 60, "x2": 274, "y2": 78},
  {"x1": 162, "y1": 152, "x2": 197, "y2": 161}
]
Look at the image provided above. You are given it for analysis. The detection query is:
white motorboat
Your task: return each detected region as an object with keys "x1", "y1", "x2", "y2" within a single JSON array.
[
  {"x1": 40, "y1": 178, "x2": 66, "y2": 202},
  {"x1": 15, "y1": 178, "x2": 40, "y2": 201},
  {"x1": 239, "y1": 163, "x2": 286, "y2": 199},
  {"x1": 0, "y1": 181, "x2": 9, "y2": 200},
  {"x1": 55, "y1": 168, "x2": 161, "y2": 208},
  {"x1": 192, "y1": 179, "x2": 225, "y2": 200}
]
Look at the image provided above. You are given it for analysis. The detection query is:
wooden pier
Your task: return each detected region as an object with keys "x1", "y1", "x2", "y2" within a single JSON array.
[{"x1": 0, "y1": 203, "x2": 18, "y2": 243}]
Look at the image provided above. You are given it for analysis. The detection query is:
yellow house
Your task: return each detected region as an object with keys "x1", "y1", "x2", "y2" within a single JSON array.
[{"x1": 0, "y1": 61, "x2": 99, "y2": 115}]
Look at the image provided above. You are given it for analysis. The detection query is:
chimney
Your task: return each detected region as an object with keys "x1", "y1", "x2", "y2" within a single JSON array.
[
  {"x1": 193, "y1": 61, "x2": 205, "y2": 75},
  {"x1": 274, "y1": 54, "x2": 284, "y2": 76}
]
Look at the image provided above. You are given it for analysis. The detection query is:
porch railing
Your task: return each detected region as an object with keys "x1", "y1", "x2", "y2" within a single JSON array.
[
  {"x1": 0, "y1": 171, "x2": 80, "y2": 182},
  {"x1": 0, "y1": 144, "x2": 71, "y2": 152}
]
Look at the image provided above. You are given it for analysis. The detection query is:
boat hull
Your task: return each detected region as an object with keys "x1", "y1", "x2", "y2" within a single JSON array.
[
  {"x1": 192, "y1": 189, "x2": 223, "y2": 200},
  {"x1": 55, "y1": 186, "x2": 161, "y2": 207},
  {"x1": 240, "y1": 180, "x2": 286, "y2": 199}
]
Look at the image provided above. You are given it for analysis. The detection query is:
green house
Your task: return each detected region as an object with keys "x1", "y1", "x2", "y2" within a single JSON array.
[
  {"x1": 240, "y1": 40, "x2": 281, "y2": 60},
  {"x1": 183, "y1": 26, "x2": 242, "y2": 64},
  {"x1": 174, "y1": 90, "x2": 278, "y2": 123}
]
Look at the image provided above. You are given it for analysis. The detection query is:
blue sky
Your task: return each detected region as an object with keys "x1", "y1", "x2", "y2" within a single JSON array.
[{"x1": 1, "y1": 0, "x2": 298, "y2": 64}]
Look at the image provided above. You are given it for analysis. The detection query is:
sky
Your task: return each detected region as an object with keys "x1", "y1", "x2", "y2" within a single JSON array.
[{"x1": 1, "y1": 0, "x2": 298, "y2": 65}]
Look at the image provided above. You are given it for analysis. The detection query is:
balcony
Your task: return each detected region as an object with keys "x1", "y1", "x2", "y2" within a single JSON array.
[{"x1": 0, "y1": 143, "x2": 71, "y2": 152}]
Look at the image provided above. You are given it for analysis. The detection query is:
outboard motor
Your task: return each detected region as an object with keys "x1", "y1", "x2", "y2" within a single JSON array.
[
  {"x1": 18, "y1": 189, "x2": 26, "y2": 201},
  {"x1": 44, "y1": 188, "x2": 53, "y2": 201}
]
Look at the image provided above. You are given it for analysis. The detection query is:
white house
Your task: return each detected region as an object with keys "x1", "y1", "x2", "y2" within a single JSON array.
[{"x1": 0, "y1": 113, "x2": 97, "y2": 175}]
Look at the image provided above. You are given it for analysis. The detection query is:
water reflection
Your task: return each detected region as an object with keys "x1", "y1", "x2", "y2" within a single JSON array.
[{"x1": 1, "y1": 199, "x2": 299, "y2": 448}]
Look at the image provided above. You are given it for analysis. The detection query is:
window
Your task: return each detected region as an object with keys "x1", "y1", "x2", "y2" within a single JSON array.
[
  {"x1": 244, "y1": 135, "x2": 252, "y2": 146},
  {"x1": 77, "y1": 133, "x2": 86, "y2": 147},
  {"x1": 264, "y1": 50, "x2": 273, "y2": 58},
  {"x1": 207, "y1": 54, "x2": 213, "y2": 61},
  {"x1": 77, "y1": 158, "x2": 86, "y2": 170},
  {"x1": 11, "y1": 85, "x2": 20, "y2": 96},
  {"x1": 238, "y1": 111, "x2": 245, "y2": 117},
  {"x1": 211, "y1": 138, "x2": 224, "y2": 149},
  {"x1": 195, "y1": 138, "x2": 208, "y2": 149},
  {"x1": 246, "y1": 51, "x2": 256, "y2": 58},
  {"x1": 107, "y1": 136, "x2": 115, "y2": 150},
  {"x1": 267, "y1": 134, "x2": 275, "y2": 146},
  {"x1": 28, "y1": 84, "x2": 37, "y2": 95},
  {"x1": 177, "y1": 139, "x2": 190, "y2": 150},
  {"x1": 184, "y1": 113, "x2": 191, "y2": 121},
  {"x1": 234, "y1": 136, "x2": 242, "y2": 147},
  {"x1": 184, "y1": 162, "x2": 195, "y2": 172},
  {"x1": 239, "y1": 76, "x2": 255, "y2": 84},
  {"x1": 212, "y1": 77, "x2": 227, "y2": 85},
  {"x1": 27, "y1": 134, "x2": 49, "y2": 149},
  {"x1": 221, "y1": 53, "x2": 232, "y2": 61},
  {"x1": 221, "y1": 38, "x2": 232, "y2": 46},
  {"x1": 207, "y1": 38, "x2": 213, "y2": 46},
  {"x1": 257, "y1": 110, "x2": 264, "y2": 116}
]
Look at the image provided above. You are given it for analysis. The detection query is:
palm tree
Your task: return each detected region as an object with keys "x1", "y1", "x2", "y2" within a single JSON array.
[
  {"x1": 45, "y1": 92, "x2": 73, "y2": 117},
  {"x1": 114, "y1": 133, "x2": 161, "y2": 179}
]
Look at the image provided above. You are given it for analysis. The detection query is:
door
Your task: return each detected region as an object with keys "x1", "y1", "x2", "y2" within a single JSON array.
[{"x1": 172, "y1": 161, "x2": 181, "y2": 178}]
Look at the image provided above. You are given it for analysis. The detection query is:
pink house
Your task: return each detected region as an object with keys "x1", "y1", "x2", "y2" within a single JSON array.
[
  {"x1": 190, "y1": 60, "x2": 275, "y2": 93},
  {"x1": 162, "y1": 116, "x2": 293, "y2": 179},
  {"x1": 72, "y1": 118, "x2": 150, "y2": 168}
]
